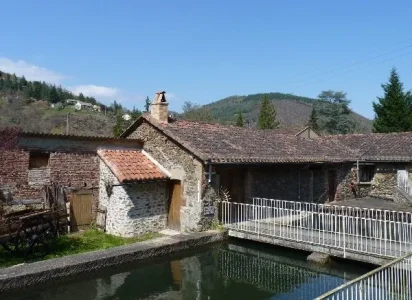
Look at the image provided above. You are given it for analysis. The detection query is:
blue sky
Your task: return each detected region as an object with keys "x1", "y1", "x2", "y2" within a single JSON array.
[{"x1": 1, "y1": 1, "x2": 412, "y2": 118}]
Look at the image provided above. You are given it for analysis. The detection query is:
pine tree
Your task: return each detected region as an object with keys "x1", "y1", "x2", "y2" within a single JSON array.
[
  {"x1": 113, "y1": 114, "x2": 124, "y2": 137},
  {"x1": 144, "y1": 96, "x2": 151, "y2": 112},
  {"x1": 373, "y1": 68, "x2": 412, "y2": 133},
  {"x1": 49, "y1": 86, "x2": 60, "y2": 104},
  {"x1": 257, "y1": 95, "x2": 280, "y2": 129},
  {"x1": 307, "y1": 109, "x2": 319, "y2": 131},
  {"x1": 78, "y1": 93, "x2": 85, "y2": 102},
  {"x1": 235, "y1": 111, "x2": 244, "y2": 127},
  {"x1": 32, "y1": 81, "x2": 42, "y2": 99}
]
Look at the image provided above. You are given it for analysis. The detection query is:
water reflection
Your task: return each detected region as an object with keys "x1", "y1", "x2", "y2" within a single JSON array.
[{"x1": 6, "y1": 242, "x2": 370, "y2": 300}]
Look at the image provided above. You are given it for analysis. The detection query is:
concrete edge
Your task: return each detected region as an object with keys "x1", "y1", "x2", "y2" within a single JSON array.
[
  {"x1": 228, "y1": 230, "x2": 390, "y2": 266},
  {"x1": 0, "y1": 230, "x2": 227, "y2": 293}
]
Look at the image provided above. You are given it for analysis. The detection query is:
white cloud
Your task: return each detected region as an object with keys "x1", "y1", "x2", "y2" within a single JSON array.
[
  {"x1": 0, "y1": 56, "x2": 144, "y2": 108},
  {"x1": 0, "y1": 57, "x2": 66, "y2": 84},
  {"x1": 70, "y1": 85, "x2": 118, "y2": 98}
]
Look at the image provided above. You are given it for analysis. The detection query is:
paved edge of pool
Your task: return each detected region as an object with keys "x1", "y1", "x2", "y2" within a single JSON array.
[{"x1": 0, "y1": 230, "x2": 227, "y2": 293}]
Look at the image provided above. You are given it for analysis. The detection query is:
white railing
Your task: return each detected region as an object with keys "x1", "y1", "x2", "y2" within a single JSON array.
[
  {"x1": 316, "y1": 252, "x2": 412, "y2": 299},
  {"x1": 221, "y1": 198, "x2": 412, "y2": 258},
  {"x1": 397, "y1": 170, "x2": 412, "y2": 196}
]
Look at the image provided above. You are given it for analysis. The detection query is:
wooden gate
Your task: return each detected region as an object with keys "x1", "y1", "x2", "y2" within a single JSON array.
[
  {"x1": 71, "y1": 191, "x2": 93, "y2": 231},
  {"x1": 168, "y1": 181, "x2": 181, "y2": 230}
]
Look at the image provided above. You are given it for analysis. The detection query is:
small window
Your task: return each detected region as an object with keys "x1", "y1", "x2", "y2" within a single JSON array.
[
  {"x1": 29, "y1": 152, "x2": 50, "y2": 169},
  {"x1": 359, "y1": 165, "x2": 375, "y2": 183}
]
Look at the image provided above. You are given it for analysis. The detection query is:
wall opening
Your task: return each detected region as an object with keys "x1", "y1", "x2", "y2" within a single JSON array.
[{"x1": 29, "y1": 152, "x2": 50, "y2": 169}]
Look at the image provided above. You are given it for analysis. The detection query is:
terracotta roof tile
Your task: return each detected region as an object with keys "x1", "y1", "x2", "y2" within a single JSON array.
[
  {"x1": 320, "y1": 132, "x2": 412, "y2": 161},
  {"x1": 133, "y1": 115, "x2": 355, "y2": 163},
  {"x1": 98, "y1": 150, "x2": 168, "y2": 183},
  {"x1": 123, "y1": 114, "x2": 412, "y2": 164}
]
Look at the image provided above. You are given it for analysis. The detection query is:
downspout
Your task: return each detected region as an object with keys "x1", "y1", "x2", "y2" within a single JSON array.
[{"x1": 356, "y1": 160, "x2": 360, "y2": 183}]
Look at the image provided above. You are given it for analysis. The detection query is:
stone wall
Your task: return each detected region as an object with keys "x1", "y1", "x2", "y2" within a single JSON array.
[
  {"x1": 0, "y1": 149, "x2": 99, "y2": 202},
  {"x1": 99, "y1": 160, "x2": 168, "y2": 237},
  {"x1": 127, "y1": 122, "x2": 219, "y2": 232},
  {"x1": 336, "y1": 163, "x2": 411, "y2": 202},
  {"x1": 0, "y1": 136, "x2": 140, "y2": 223}
]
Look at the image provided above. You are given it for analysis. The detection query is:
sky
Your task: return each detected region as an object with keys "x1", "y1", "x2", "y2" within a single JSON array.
[{"x1": 1, "y1": 1, "x2": 412, "y2": 118}]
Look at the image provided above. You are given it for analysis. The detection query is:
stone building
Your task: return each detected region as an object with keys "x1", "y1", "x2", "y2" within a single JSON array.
[
  {"x1": 3, "y1": 91, "x2": 412, "y2": 237},
  {"x1": 122, "y1": 91, "x2": 412, "y2": 232},
  {"x1": 97, "y1": 149, "x2": 169, "y2": 237},
  {"x1": 0, "y1": 132, "x2": 169, "y2": 234}
]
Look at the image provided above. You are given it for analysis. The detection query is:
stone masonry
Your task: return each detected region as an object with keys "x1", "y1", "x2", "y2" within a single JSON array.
[
  {"x1": 99, "y1": 160, "x2": 168, "y2": 237},
  {"x1": 127, "y1": 122, "x2": 218, "y2": 232}
]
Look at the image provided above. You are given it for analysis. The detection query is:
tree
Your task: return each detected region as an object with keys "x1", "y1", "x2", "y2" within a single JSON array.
[
  {"x1": 32, "y1": 81, "x2": 42, "y2": 100},
  {"x1": 49, "y1": 86, "x2": 60, "y2": 104},
  {"x1": 235, "y1": 111, "x2": 244, "y2": 127},
  {"x1": 257, "y1": 95, "x2": 279, "y2": 129},
  {"x1": 373, "y1": 68, "x2": 412, "y2": 133},
  {"x1": 78, "y1": 93, "x2": 85, "y2": 102},
  {"x1": 19, "y1": 76, "x2": 27, "y2": 89},
  {"x1": 113, "y1": 114, "x2": 125, "y2": 137},
  {"x1": 131, "y1": 106, "x2": 141, "y2": 119},
  {"x1": 317, "y1": 90, "x2": 354, "y2": 134},
  {"x1": 307, "y1": 109, "x2": 319, "y2": 131},
  {"x1": 181, "y1": 101, "x2": 214, "y2": 122},
  {"x1": 144, "y1": 96, "x2": 151, "y2": 112}
]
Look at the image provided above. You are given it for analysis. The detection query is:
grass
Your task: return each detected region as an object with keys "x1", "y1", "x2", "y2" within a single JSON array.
[{"x1": 0, "y1": 229, "x2": 161, "y2": 268}]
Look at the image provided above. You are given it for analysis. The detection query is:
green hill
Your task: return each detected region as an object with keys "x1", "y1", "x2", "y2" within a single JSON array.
[
  {"x1": 199, "y1": 92, "x2": 372, "y2": 133},
  {"x1": 0, "y1": 70, "x2": 138, "y2": 136}
]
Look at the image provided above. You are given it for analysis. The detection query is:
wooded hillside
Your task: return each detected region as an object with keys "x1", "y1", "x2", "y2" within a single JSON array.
[{"x1": 199, "y1": 92, "x2": 372, "y2": 133}]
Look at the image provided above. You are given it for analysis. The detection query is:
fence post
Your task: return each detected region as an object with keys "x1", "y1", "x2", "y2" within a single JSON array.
[{"x1": 343, "y1": 214, "x2": 346, "y2": 258}]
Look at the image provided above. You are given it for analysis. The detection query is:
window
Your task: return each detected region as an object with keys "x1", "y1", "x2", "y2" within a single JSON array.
[
  {"x1": 29, "y1": 152, "x2": 50, "y2": 169},
  {"x1": 359, "y1": 164, "x2": 375, "y2": 183}
]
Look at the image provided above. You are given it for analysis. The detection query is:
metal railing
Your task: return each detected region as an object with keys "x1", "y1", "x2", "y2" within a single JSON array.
[
  {"x1": 221, "y1": 198, "x2": 412, "y2": 258},
  {"x1": 316, "y1": 252, "x2": 412, "y2": 299}
]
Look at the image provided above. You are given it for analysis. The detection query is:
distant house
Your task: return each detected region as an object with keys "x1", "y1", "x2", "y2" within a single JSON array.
[
  {"x1": 66, "y1": 99, "x2": 78, "y2": 106},
  {"x1": 122, "y1": 113, "x2": 132, "y2": 121},
  {"x1": 273, "y1": 126, "x2": 320, "y2": 139},
  {"x1": 74, "y1": 101, "x2": 94, "y2": 111},
  {"x1": 65, "y1": 99, "x2": 94, "y2": 111}
]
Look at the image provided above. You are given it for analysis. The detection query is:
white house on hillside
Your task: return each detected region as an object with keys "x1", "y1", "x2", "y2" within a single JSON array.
[
  {"x1": 66, "y1": 99, "x2": 94, "y2": 111},
  {"x1": 122, "y1": 113, "x2": 132, "y2": 121}
]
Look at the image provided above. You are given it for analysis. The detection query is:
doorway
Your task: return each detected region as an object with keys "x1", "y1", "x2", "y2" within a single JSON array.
[
  {"x1": 71, "y1": 190, "x2": 93, "y2": 231},
  {"x1": 168, "y1": 180, "x2": 181, "y2": 230}
]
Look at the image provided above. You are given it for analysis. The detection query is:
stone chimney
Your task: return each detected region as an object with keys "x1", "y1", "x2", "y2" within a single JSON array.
[{"x1": 150, "y1": 91, "x2": 168, "y2": 123}]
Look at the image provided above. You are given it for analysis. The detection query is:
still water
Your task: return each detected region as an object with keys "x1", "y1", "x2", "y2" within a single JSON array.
[{"x1": 5, "y1": 241, "x2": 371, "y2": 300}]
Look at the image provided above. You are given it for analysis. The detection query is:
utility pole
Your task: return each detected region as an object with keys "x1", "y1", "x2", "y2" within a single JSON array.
[{"x1": 66, "y1": 113, "x2": 69, "y2": 135}]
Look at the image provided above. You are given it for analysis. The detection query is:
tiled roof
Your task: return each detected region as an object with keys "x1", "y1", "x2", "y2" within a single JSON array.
[
  {"x1": 123, "y1": 114, "x2": 412, "y2": 164},
  {"x1": 320, "y1": 132, "x2": 412, "y2": 161},
  {"x1": 98, "y1": 149, "x2": 168, "y2": 183},
  {"x1": 21, "y1": 131, "x2": 142, "y2": 142},
  {"x1": 272, "y1": 126, "x2": 307, "y2": 135},
  {"x1": 125, "y1": 114, "x2": 355, "y2": 163}
]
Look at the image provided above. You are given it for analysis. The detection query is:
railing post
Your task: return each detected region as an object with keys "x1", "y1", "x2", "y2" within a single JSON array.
[{"x1": 343, "y1": 214, "x2": 346, "y2": 258}]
